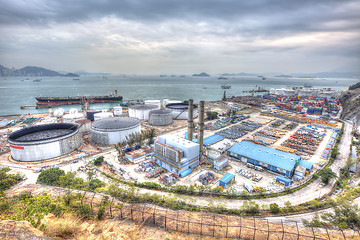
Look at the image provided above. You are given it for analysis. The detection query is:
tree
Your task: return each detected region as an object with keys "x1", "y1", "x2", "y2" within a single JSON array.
[
  {"x1": 206, "y1": 111, "x2": 218, "y2": 120},
  {"x1": 37, "y1": 168, "x2": 65, "y2": 186},
  {"x1": 94, "y1": 156, "x2": 104, "y2": 166},
  {"x1": 145, "y1": 128, "x2": 156, "y2": 145},
  {"x1": 319, "y1": 168, "x2": 337, "y2": 185},
  {"x1": 269, "y1": 203, "x2": 280, "y2": 214},
  {"x1": 241, "y1": 201, "x2": 260, "y2": 215},
  {"x1": 89, "y1": 179, "x2": 104, "y2": 191}
]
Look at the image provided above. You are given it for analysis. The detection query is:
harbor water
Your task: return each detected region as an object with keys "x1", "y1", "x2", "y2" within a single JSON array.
[{"x1": 0, "y1": 75, "x2": 358, "y2": 116}]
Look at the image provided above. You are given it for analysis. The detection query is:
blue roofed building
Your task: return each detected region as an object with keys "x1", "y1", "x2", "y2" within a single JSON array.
[
  {"x1": 227, "y1": 141, "x2": 301, "y2": 177},
  {"x1": 203, "y1": 134, "x2": 224, "y2": 147}
]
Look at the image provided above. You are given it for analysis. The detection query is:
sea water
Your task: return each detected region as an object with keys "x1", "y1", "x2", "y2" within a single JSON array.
[{"x1": 0, "y1": 75, "x2": 358, "y2": 116}]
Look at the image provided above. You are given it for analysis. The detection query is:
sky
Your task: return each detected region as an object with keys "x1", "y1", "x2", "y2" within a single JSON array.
[{"x1": 0, "y1": 0, "x2": 359, "y2": 75}]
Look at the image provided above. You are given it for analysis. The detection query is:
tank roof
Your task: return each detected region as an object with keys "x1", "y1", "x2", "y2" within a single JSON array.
[
  {"x1": 129, "y1": 104, "x2": 157, "y2": 110},
  {"x1": 8, "y1": 123, "x2": 78, "y2": 143},
  {"x1": 166, "y1": 102, "x2": 198, "y2": 109},
  {"x1": 91, "y1": 117, "x2": 140, "y2": 130},
  {"x1": 150, "y1": 109, "x2": 172, "y2": 115}
]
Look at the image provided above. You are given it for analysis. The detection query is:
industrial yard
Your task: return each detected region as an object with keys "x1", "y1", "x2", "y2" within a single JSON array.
[{"x1": 0, "y1": 90, "x2": 345, "y2": 197}]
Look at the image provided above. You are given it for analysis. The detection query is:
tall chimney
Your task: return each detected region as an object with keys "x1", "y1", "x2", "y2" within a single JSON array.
[
  {"x1": 198, "y1": 101, "x2": 205, "y2": 158},
  {"x1": 187, "y1": 99, "x2": 194, "y2": 141}
]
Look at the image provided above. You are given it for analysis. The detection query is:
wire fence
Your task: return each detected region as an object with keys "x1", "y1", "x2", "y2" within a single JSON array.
[{"x1": 81, "y1": 191, "x2": 360, "y2": 240}]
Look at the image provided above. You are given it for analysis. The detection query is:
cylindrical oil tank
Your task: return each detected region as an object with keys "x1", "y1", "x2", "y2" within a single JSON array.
[
  {"x1": 149, "y1": 110, "x2": 173, "y2": 126},
  {"x1": 113, "y1": 106, "x2": 123, "y2": 116},
  {"x1": 144, "y1": 100, "x2": 161, "y2": 109},
  {"x1": 91, "y1": 117, "x2": 141, "y2": 145},
  {"x1": 75, "y1": 119, "x2": 91, "y2": 133},
  {"x1": 69, "y1": 108, "x2": 79, "y2": 114},
  {"x1": 165, "y1": 103, "x2": 198, "y2": 120},
  {"x1": 8, "y1": 123, "x2": 81, "y2": 161},
  {"x1": 86, "y1": 110, "x2": 101, "y2": 121},
  {"x1": 53, "y1": 108, "x2": 65, "y2": 117},
  {"x1": 94, "y1": 112, "x2": 114, "y2": 121},
  {"x1": 128, "y1": 104, "x2": 158, "y2": 120},
  {"x1": 163, "y1": 99, "x2": 182, "y2": 107},
  {"x1": 63, "y1": 113, "x2": 85, "y2": 123}
]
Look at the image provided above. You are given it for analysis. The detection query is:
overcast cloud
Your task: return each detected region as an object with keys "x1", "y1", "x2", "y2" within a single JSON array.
[{"x1": 0, "y1": 0, "x2": 359, "y2": 74}]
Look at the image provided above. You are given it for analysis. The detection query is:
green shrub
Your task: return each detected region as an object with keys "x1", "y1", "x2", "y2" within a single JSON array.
[
  {"x1": 97, "y1": 206, "x2": 105, "y2": 220},
  {"x1": 37, "y1": 168, "x2": 65, "y2": 186},
  {"x1": 94, "y1": 156, "x2": 104, "y2": 166},
  {"x1": 269, "y1": 203, "x2": 280, "y2": 214}
]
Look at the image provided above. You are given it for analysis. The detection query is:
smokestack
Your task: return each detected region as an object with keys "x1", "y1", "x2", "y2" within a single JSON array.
[
  {"x1": 198, "y1": 101, "x2": 205, "y2": 158},
  {"x1": 187, "y1": 99, "x2": 194, "y2": 141}
]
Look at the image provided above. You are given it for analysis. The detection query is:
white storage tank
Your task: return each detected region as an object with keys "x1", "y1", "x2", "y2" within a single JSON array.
[
  {"x1": 149, "y1": 110, "x2": 173, "y2": 126},
  {"x1": 75, "y1": 119, "x2": 92, "y2": 133},
  {"x1": 113, "y1": 106, "x2": 123, "y2": 116},
  {"x1": 144, "y1": 100, "x2": 161, "y2": 109},
  {"x1": 86, "y1": 110, "x2": 102, "y2": 121},
  {"x1": 69, "y1": 108, "x2": 79, "y2": 114},
  {"x1": 91, "y1": 117, "x2": 141, "y2": 145},
  {"x1": 53, "y1": 108, "x2": 65, "y2": 118},
  {"x1": 63, "y1": 113, "x2": 85, "y2": 123},
  {"x1": 163, "y1": 99, "x2": 182, "y2": 107},
  {"x1": 165, "y1": 103, "x2": 198, "y2": 120},
  {"x1": 128, "y1": 104, "x2": 158, "y2": 121},
  {"x1": 94, "y1": 112, "x2": 114, "y2": 121},
  {"x1": 8, "y1": 123, "x2": 81, "y2": 162}
]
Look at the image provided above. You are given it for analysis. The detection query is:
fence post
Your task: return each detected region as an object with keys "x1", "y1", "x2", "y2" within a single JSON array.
[
  {"x1": 225, "y1": 215, "x2": 228, "y2": 238},
  {"x1": 109, "y1": 197, "x2": 114, "y2": 219},
  {"x1": 130, "y1": 203, "x2": 133, "y2": 220},
  {"x1": 120, "y1": 202, "x2": 123, "y2": 219},
  {"x1": 213, "y1": 213, "x2": 216, "y2": 237},
  {"x1": 281, "y1": 220, "x2": 285, "y2": 240},
  {"x1": 142, "y1": 203, "x2": 146, "y2": 222},
  {"x1": 340, "y1": 229, "x2": 346, "y2": 240},
  {"x1": 200, "y1": 212, "x2": 203, "y2": 236},
  {"x1": 239, "y1": 216, "x2": 242, "y2": 239},
  {"x1": 311, "y1": 227, "x2": 315, "y2": 240},
  {"x1": 176, "y1": 211, "x2": 179, "y2": 231},
  {"x1": 296, "y1": 222, "x2": 300, "y2": 240},
  {"x1": 165, "y1": 209, "x2": 168, "y2": 230},
  {"x1": 326, "y1": 228, "x2": 330, "y2": 240},
  {"x1": 253, "y1": 217, "x2": 256, "y2": 240},
  {"x1": 188, "y1": 213, "x2": 191, "y2": 234},
  {"x1": 152, "y1": 205, "x2": 156, "y2": 225},
  {"x1": 267, "y1": 219, "x2": 270, "y2": 240},
  {"x1": 90, "y1": 193, "x2": 96, "y2": 212}
]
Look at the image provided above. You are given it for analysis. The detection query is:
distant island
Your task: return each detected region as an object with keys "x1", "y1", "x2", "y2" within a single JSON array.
[
  {"x1": 274, "y1": 74, "x2": 292, "y2": 77},
  {"x1": 64, "y1": 73, "x2": 80, "y2": 77},
  {"x1": 192, "y1": 72, "x2": 210, "y2": 77},
  {"x1": 0, "y1": 64, "x2": 78, "y2": 77}
]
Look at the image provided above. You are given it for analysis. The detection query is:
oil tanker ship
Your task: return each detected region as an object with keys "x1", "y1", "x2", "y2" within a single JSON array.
[{"x1": 36, "y1": 90, "x2": 123, "y2": 107}]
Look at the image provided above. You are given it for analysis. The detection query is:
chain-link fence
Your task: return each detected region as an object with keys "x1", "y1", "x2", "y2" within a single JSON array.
[{"x1": 81, "y1": 191, "x2": 360, "y2": 239}]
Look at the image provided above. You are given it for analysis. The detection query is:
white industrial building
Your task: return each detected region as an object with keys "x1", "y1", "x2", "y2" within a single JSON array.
[
  {"x1": 8, "y1": 123, "x2": 81, "y2": 162},
  {"x1": 206, "y1": 138, "x2": 235, "y2": 170},
  {"x1": 91, "y1": 117, "x2": 141, "y2": 145},
  {"x1": 154, "y1": 134, "x2": 200, "y2": 174},
  {"x1": 269, "y1": 87, "x2": 339, "y2": 99}
]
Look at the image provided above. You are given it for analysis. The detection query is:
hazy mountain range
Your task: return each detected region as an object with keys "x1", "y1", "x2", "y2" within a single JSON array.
[
  {"x1": 0, "y1": 65, "x2": 79, "y2": 77},
  {"x1": 0, "y1": 64, "x2": 358, "y2": 79}
]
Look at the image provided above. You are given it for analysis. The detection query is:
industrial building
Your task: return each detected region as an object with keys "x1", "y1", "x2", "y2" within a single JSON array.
[
  {"x1": 165, "y1": 102, "x2": 198, "y2": 120},
  {"x1": 206, "y1": 138, "x2": 236, "y2": 170},
  {"x1": 227, "y1": 141, "x2": 301, "y2": 177},
  {"x1": 219, "y1": 173, "x2": 235, "y2": 189},
  {"x1": 154, "y1": 134, "x2": 200, "y2": 175},
  {"x1": 149, "y1": 109, "x2": 173, "y2": 126},
  {"x1": 128, "y1": 104, "x2": 158, "y2": 120},
  {"x1": 8, "y1": 123, "x2": 81, "y2": 161},
  {"x1": 91, "y1": 117, "x2": 141, "y2": 145}
]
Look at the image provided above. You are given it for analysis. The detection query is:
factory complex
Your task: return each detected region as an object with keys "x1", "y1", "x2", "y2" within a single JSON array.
[{"x1": 0, "y1": 89, "x2": 345, "y2": 195}]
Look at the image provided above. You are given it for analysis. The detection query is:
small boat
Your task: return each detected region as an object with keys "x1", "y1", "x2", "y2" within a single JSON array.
[
  {"x1": 73, "y1": 78, "x2": 80, "y2": 81},
  {"x1": 304, "y1": 83, "x2": 312, "y2": 88},
  {"x1": 218, "y1": 76, "x2": 228, "y2": 80},
  {"x1": 221, "y1": 85, "x2": 231, "y2": 89},
  {"x1": 262, "y1": 77, "x2": 266, "y2": 80},
  {"x1": 33, "y1": 79, "x2": 42, "y2": 82}
]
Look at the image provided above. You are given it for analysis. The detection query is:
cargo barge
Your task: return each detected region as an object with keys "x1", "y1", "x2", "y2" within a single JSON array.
[{"x1": 36, "y1": 90, "x2": 123, "y2": 107}]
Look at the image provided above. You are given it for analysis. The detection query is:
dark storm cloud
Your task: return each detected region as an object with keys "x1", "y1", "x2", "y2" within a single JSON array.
[{"x1": 1, "y1": 0, "x2": 359, "y2": 35}]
